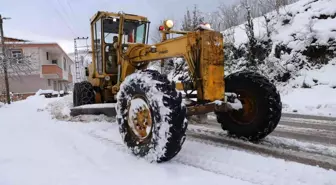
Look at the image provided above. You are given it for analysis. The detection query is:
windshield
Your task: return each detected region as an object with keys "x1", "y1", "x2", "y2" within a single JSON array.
[{"x1": 103, "y1": 18, "x2": 148, "y2": 44}]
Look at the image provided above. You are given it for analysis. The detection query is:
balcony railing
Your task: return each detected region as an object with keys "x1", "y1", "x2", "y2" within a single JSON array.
[{"x1": 41, "y1": 64, "x2": 63, "y2": 79}]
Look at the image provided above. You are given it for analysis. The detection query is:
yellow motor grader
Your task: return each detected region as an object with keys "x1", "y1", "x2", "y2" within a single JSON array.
[{"x1": 71, "y1": 11, "x2": 282, "y2": 162}]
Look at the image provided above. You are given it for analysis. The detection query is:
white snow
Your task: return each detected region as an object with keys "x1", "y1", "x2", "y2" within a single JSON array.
[
  {"x1": 228, "y1": 98, "x2": 243, "y2": 110},
  {"x1": 35, "y1": 89, "x2": 56, "y2": 95},
  {"x1": 1, "y1": 95, "x2": 336, "y2": 185},
  {"x1": 223, "y1": 0, "x2": 336, "y2": 50},
  {"x1": 197, "y1": 23, "x2": 214, "y2": 31},
  {"x1": 73, "y1": 103, "x2": 117, "y2": 109},
  {"x1": 280, "y1": 60, "x2": 336, "y2": 116},
  {"x1": 0, "y1": 96, "x2": 242, "y2": 185},
  {"x1": 220, "y1": 0, "x2": 336, "y2": 118}
]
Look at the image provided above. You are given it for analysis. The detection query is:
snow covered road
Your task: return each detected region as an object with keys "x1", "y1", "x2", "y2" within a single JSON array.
[{"x1": 0, "y1": 95, "x2": 336, "y2": 185}]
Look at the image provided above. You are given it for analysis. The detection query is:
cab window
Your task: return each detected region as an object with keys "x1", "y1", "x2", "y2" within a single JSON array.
[{"x1": 93, "y1": 18, "x2": 103, "y2": 74}]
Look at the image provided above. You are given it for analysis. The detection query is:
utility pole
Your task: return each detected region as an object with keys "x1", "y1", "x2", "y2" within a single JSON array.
[
  {"x1": 74, "y1": 37, "x2": 89, "y2": 83},
  {"x1": 0, "y1": 15, "x2": 11, "y2": 104}
]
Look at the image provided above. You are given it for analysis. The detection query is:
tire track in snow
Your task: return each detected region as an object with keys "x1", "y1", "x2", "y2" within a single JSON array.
[
  {"x1": 186, "y1": 126, "x2": 336, "y2": 171},
  {"x1": 203, "y1": 116, "x2": 336, "y2": 146},
  {"x1": 87, "y1": 125, "x2": 336, "y2": 185},
  {"x1": 187, "y1": 124, "x2": 336, "y2": 158}
]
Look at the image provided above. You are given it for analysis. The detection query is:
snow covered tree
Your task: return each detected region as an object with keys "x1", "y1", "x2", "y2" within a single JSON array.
[
  {"x1": 181, "y1": 4, "x2": 204, "y2": 31},
  {"x1": 241, "y1": 0, "x2": 258, "y2": 67},
  {"x1": 0, "y1": 42, "x2": 37, "y2": 103}
]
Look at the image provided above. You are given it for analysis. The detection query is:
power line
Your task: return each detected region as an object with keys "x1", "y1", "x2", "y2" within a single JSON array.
[
  {"x1": 65, "y1": 0, "x2": 75, "y2": 16},
  {"x1": 56, "y1": 0, "x2": 76, "y2": 28},
  {"x1": 47, "y1": 0, "x2": 77, "y2": 37}
]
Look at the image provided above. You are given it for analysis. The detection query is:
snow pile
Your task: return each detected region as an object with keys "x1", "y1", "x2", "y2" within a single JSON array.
[
  {"x1": 41, "y1": 94, "x2": 115, "y2": 122},
  {"x1": 0, "y1": 102, "x2": 4, "y2": 108},
  {"x1": 35, "y1": 89, "x2": 60, "y2": 96},
  {"x1": 222, "y1": 0, "x2": 336, "y2": 79},
  {"x1": 219, "y1": 0, "x2": 336, "y2": 117},
  {"x1": 225, "y1": 0, "x2": 336, "y2": 48},
  {"x1": 280, "y1": 59, "x2": 336, "y2": 116},
  {"x1": 282, "y1": 86, "x2": 336, "y2": 116}
]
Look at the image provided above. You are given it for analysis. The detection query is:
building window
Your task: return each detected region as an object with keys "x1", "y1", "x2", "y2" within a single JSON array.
[
  {"x1": 63, "y1": 57, "x2": 67, "y2": 71},
  {"x1": 9, "y1": 49, "x2": 23, "y2": 64},
  {"x1": 46, "y1": 52, "x2": 49, "y2": 60},
  {"x1": 11, "y1": 49, "x2": 22, "y2": 58},
  {"x1": 48, "y1": 79, "x2": 51, "y2": 86},
  {"x1": 52, "y1": 60, "x2": 57, "y2": 65}
]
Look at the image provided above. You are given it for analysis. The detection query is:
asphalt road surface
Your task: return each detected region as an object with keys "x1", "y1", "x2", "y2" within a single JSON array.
[{"x1": 188, "y1": 113, "x2": 336, "y2": 170}]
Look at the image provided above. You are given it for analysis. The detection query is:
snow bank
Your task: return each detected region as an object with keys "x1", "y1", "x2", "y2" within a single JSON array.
[
  {"x1": 280, "y1": 60, "x2": 336, "y2": 116},
  {"x1": 223, "y1": 0, "x2": 336, "y2": 49},
  {"x1": 1, "y1": 96, "x2": 246, "y2": 185},
  {"x1": 220, "y1": 0, "x2": 336, "y2": 117},
  {"x1": 42, "y1": 94, "x2": 115, "y2": 123},
  {"x1": 282, "y1": 86, "x2": 336, "y2": 116},
  {"x1": 35, "y1": 89, "x2": 59, "y2": 96}
]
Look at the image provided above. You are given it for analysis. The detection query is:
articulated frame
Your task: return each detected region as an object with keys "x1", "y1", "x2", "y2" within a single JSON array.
[{"x1": 123, "y1": 29, "x2": 225, "y2": 103}]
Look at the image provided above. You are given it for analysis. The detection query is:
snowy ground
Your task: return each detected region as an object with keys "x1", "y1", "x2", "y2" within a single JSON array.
[
  {"x1": 0, "y1": 94, "x2": 335, "y2": 185},
  {"x1": 280, "y1": 59, "x2": 336, "y2": 117}
]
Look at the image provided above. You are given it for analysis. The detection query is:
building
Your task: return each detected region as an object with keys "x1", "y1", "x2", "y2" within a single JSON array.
[{"x1": 0, "y1": 37, "x2": 73, "y2": 99}]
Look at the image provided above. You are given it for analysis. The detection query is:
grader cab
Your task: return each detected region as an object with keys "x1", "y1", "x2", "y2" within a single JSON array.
[{"x1": 71, "y1": 11, "x2": 282, "y2": 162}]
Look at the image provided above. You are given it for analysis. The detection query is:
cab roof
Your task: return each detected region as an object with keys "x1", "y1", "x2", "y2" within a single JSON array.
[{"x1": 90, "y1": 11, "x2": 149, "y2": 23}]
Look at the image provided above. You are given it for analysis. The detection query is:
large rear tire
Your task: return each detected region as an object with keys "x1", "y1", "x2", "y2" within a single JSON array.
[
  {"x1": 116, "y1": 70, "x2": 188, "y2": 162},
  {"x1": 73, "y1": 81, "x2": 95, "y2": 107},
  {"x1": 216, "y1": 70, "x2": 282, "y2": 141}
]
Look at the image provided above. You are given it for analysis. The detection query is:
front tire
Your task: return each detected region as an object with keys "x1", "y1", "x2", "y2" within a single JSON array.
[
  {"x1": 116, "y1": 70, "x2": 188, "y2": 162},
  {"x1": 216, "y1": 70, "x2": 282, "y2": 141},
  {"x1": 73, "y1": 81, "x2": 95, "y2": 107}
]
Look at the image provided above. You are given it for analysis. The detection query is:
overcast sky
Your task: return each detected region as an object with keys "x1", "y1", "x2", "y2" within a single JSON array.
[{"x1": 0, "y1": 0, "x2": 236, "y2": 53}]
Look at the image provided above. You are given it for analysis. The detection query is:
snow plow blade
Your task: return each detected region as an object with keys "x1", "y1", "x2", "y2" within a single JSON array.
[{"x1": 70, "y1": 104, "x2": 116, "y2": 117}]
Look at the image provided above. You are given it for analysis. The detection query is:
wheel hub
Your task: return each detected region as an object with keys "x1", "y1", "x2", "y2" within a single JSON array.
[
  {"x1": 229, "y1": 90, "x2": 258, "y2": 125},
  {"x1": 127, "y1": 97, "x2": 153, "y2": 140}
]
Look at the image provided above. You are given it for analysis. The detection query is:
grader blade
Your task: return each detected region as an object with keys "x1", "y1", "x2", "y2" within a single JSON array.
[{"x1": 70, "y1": 104, "x2": 117, "y2": 117}]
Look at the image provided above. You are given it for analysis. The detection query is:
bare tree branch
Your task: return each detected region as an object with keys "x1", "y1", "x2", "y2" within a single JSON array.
[{"x1": 0, "y1": 42, "x2": 37, "y2": 102}]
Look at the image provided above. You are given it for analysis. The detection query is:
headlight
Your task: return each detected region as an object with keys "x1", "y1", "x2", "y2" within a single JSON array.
[{"x1": 165, "y1": 20, "x2": 174, "y2": 29}]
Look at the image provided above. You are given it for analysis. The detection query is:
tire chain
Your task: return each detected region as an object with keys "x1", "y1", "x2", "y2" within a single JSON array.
[{"x1": 79, "y1": 82, "x2": 95, "y2": 105}]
